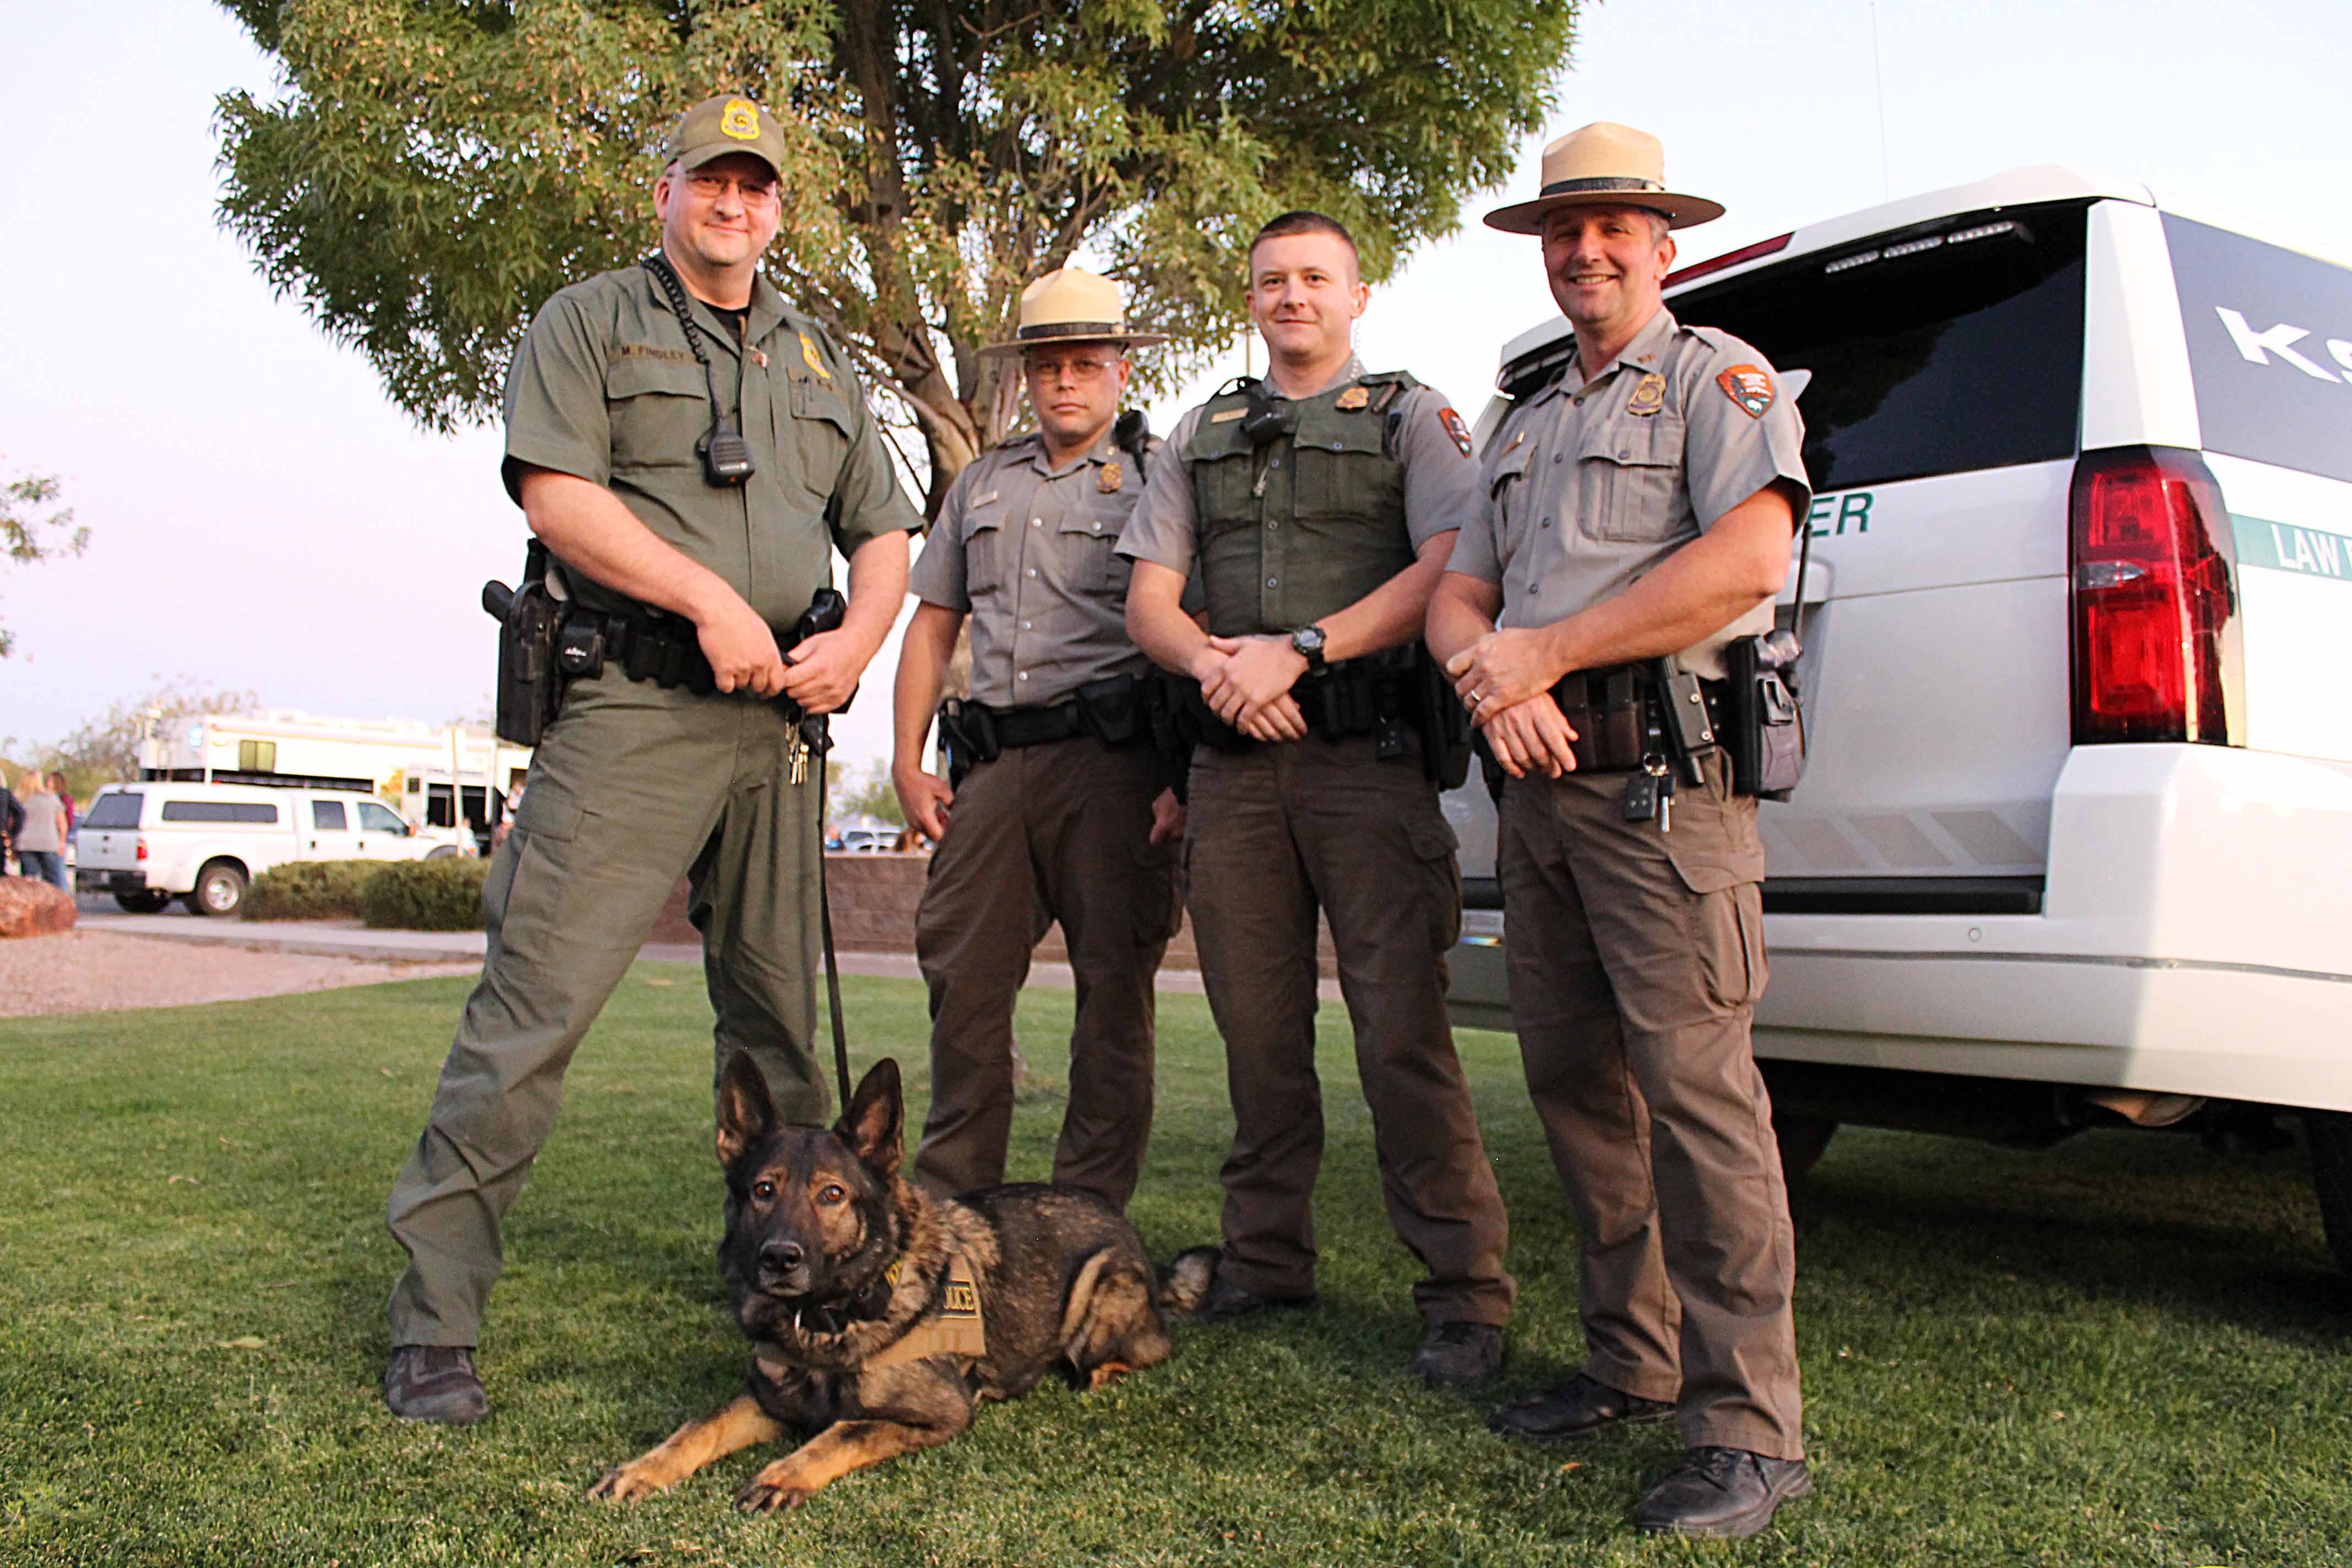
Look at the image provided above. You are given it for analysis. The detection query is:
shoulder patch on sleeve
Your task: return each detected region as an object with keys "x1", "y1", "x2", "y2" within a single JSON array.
[
  {"x1": 1438, "y1": 406, "x2": 1474, "y2": 457},
  {"x1": 1715, "y1": 365, "x2": 1774, "y2": 419}
]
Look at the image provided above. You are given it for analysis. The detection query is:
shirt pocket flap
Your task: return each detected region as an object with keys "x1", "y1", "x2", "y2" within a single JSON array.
[
  {"x1": 606, "y1": 356, "x2": 709, "y2": 401},
  {"x1": 1576, "y1": 412, "x2": 1683, "y2": 469},
  {"x1": 789, "y1": 374, "x2": 857, "y2": 437},
  {"x1": 1486, "y1": 436, "x2": 1537, "y2": 495},
  {"x1": 1299, "y1": 419, "x2": 1384, "y2": 458}
]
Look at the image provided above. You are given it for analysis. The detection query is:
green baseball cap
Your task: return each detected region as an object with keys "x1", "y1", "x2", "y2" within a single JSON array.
[{"x1": 663, "y1": 94, "x2": 786, "y2": 178}]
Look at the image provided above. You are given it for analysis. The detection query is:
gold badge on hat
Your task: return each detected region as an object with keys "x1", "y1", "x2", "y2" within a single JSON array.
[
  {"x1": 720, "y1": 99, "x2": 761, "y2": 140},
  {"x1": 1097, "y1": 461, "x2": 1123, "y2": 494},
  {"x1": 1626, "y1": 373, "x2": 1667, "y2": 417},
  {"x1": 799, "y1": 333, "x2": 831, "y2": 380},
  {"x1": 1335, "y1": 384, "x2": 1370, "y2": 411}
]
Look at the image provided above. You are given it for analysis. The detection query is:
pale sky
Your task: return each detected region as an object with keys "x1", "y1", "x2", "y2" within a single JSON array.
[{"x1": 3, "y1": 0, "x2": 2345, "y2": 775}]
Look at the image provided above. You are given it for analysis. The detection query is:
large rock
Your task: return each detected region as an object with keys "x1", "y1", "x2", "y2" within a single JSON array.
[{"x1": 0, "y1": 876, "x2": 77, "y2": 938}]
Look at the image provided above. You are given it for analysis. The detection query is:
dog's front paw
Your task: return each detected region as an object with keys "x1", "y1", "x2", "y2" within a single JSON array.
[
  {"x1": 736, "y1": 1469, "x2": 814, "y2": 1513},
  {"x1": 590, "y1": 1462, "x2": 672, "y2": 1502}
]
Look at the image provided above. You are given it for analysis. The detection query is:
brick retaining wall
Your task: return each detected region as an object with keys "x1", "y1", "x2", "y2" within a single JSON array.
[{"x1": 652, "y1": 853, "x2": 1338, "y2": 977}]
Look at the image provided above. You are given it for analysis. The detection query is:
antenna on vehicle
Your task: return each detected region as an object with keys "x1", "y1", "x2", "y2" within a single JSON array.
[{"x1": 1869, "y1": 0, "x2": 1892, "y2": 200}]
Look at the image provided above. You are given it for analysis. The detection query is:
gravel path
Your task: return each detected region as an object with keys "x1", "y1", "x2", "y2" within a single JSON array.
[{"x1": 0, "y1": 930, "x2": 478, "y2": 1018}]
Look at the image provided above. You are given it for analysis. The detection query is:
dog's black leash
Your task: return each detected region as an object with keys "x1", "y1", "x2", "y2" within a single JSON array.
[{"x1": 812, "y1": 717, "x2": 853, "y2": 1114}]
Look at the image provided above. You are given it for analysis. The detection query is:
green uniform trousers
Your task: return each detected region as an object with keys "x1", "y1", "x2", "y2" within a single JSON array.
[
  {"x1": 1498, "y1": 751, "x2": 1803, "y2": 1459},
  {"x1": 1184, "y1": 734, "x2": 1515, "y2": 1327},
  {"x1": 384, "y1": 673, "x2": 826, "y2": 1348},
  {"x1": 912, "y1": 736, "x2": 1181, "y2": 1209}
]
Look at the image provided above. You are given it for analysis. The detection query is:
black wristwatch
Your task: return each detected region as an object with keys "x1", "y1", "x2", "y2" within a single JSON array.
[{"x1": 1288, "y1": 624, "x2": 1328, "y2": 673}]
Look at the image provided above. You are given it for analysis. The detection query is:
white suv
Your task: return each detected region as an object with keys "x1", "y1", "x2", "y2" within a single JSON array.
[
  {"x1": 1445, "y1": 166, "x2": 2352, "y2": 1280},
  {"x1": 75, "y1": 781, "x2": 460, "y2": 917}
]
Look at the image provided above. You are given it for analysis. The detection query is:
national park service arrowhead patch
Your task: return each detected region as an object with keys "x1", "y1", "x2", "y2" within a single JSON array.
[
  {"x1": 1716, "y1": 364, "x2": 1774, "y2": 418},
  {"x1": 1439, "y1": 406, "x2": 1474, "y2": 457}
]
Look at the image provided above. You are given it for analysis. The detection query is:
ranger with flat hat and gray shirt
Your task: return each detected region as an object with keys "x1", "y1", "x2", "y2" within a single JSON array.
[
  {"x1": 380, "y1": 92, "x2": 919, "y2": 1424},
  {"x1": 892, "y1": 266, "x2": 1185, "y2": 1210},
  {"x1": 1428, "y1": 122, "x2": 1812, "y2": 1538}
]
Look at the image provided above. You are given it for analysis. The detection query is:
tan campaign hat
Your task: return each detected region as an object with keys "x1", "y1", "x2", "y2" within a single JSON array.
[
  {"x1": 663, "y1": 94, "x2": 787, "y2": 179},
  {"x1": 978, "y1": 267, "x2": 1169, "y2": 355},
  {"x1": 1482, "y1": 122, "x2": 1724, "y2": 235}
]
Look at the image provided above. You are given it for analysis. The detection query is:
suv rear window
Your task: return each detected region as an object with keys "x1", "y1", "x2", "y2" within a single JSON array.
[
  {"x1": 83, "y1": 792, "x2": 142, "y2": 829},
  {"x1": 160, "y1": 801, "x2": 280, "y2": 824},
  {"x1": 1670, "y1": 200, "x2": 2090, "y2": 493}
]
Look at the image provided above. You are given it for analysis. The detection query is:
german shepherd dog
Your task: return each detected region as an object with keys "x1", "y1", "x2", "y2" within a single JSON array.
[{"x1": 591, "y1": 1053, "x2": 1173, "y2": 1512}]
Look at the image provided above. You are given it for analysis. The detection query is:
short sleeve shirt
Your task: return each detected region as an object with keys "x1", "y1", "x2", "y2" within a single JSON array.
[
  {"x1": 1116, "y1": 357, "x2": 1482, "y2": 578},
  {"x1": 501, "y1": 265, "x2": 922, "y2": 627},
  {"x1": 909, "y1": 431, "x2": 1152, "y2": 708},
  {"x1": 1446, "y1": 308, "x2": 1810, "y2": 679}
]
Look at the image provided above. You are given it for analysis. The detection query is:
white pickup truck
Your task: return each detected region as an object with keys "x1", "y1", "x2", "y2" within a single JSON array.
[
  {"x1": 74, "y1": 781, "x2": 462, "y2": 917},
  {"x1": 1444, "y1": 166, "x2": 2352, "y2": 1281}
]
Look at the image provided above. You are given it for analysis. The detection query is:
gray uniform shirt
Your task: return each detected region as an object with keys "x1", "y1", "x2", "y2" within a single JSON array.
[
  {"x1": 1446, "y1": 308, "x2": 1810, "y2": 679},
  {"x1": 1117, "y1": 356, "x2": 1483, "y2": 578},
  {"x1": 911, "y1": 429, "x2": 1150, "y2": 709}
]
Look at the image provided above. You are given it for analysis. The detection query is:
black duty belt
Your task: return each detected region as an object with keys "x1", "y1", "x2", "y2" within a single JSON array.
[
  {"x1": 966, "y1": 696, "x2": 1092, "y2": 751},
  {"x1": 557, "y1": 606, "x2": 803, "y2": 699},
  {"x1": 1545, "y1": 662, "x2": 1729, "y2": 774},
  {"x1": 937, "y1": 673, "x2": 1151, "y2": 787}
]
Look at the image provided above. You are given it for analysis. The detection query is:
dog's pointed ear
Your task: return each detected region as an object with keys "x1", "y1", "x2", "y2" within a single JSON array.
[
  {"x1": 840, "y1": 1058, "x2": 903, "y2": 1177},
  {"x1": 715, "y1": 1050, "x2": 776, "y2": 1169}
]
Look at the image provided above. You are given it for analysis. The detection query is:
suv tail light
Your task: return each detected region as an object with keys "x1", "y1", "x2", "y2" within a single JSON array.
[
  {"x1": 2068, "y1": 446, "x2": 2241, "y2": 745},
  {"x1": 135, "y1": 837, "x2": 148, "y2": 861}
]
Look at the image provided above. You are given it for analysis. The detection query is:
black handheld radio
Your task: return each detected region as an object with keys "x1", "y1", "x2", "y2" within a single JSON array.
[{"x1": 641, "y1": 254, "x2": 755, "y2": 486}]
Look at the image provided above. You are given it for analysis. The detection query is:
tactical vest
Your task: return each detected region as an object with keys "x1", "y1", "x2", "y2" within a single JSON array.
[{"x1": 1182, "y1": 371, "x2": 1419, "y2": 636}]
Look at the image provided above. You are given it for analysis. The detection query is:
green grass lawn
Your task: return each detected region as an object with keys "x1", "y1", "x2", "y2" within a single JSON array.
[{"x1": 1, "y1": 967, "x2": 2344, "y2": 1567}]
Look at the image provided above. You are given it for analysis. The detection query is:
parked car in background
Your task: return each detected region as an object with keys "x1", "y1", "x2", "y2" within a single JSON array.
[
  {"x1": 75, "y1": 781, "x2": 464, "y2": 917},
  {"x1": 1445, "y1": 165, "x2": 2352, "y2": 1282}
]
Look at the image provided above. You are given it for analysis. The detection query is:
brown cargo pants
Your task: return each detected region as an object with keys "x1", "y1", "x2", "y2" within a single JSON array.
[
  {"x1": 912, "y1": 737, "x2": 1180, "y2": 1208},
  {"x1": 1185, "y1": 734, "x2": 1513, "y2": 1326},
  {"x1": 1497, "y1": 749, "x2": 1803, "y2": 1458},
  {"x1": 383, "y1": 674, "x2": 827, "y2": 1350}
]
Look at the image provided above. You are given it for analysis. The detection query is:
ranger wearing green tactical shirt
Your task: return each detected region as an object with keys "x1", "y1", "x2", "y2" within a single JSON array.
[{"x1": 381, "y1": 93, "x2": 920, "y2": 1425}]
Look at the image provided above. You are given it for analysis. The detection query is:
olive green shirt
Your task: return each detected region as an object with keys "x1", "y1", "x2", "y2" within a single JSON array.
[
  {"x1": 1116, "y1": 356, "x2": 1479, "y2": 603},
  {"x1": 500, "y1": 264, "x2": 921, "y2": 625},
  {"x1": 908, "y1": 429, "x2": 1151, "y2": 709},
  {"x1": 1446, "y1": 308, "x2": 1810, "y2": 679}
]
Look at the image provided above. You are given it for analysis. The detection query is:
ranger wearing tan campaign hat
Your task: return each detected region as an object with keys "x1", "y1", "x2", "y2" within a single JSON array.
[
  {"x1": 661, "y1": 92, "x2": 789, "y2": 178},
  {"x1": 897, "y1": 262, "x2": 1179, "y2": 1212},
  {"x1": 1482, "y1": 121, "x2": 1724, "y2": 234},
  {"x1": 977, "y1": 266, "x2": 1170, "y2": 355},
  {"x1": 1431, "y1": 122, "x2": 1815, "y2": 1540}
]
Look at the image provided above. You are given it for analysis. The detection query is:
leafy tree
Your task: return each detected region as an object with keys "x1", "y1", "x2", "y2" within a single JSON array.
[
  {"x1": 2, "y1": 464, "x2": 88, "y2": 658},
  {"x1": 826, "y1": 758, "x2": 906, "y2": 829},
  {"x1": 37, "y1": 676, "x2": 262, "y2": 796},
  {"x1": 214, "y1": 0, "x2": 1580, "y2": 511}
]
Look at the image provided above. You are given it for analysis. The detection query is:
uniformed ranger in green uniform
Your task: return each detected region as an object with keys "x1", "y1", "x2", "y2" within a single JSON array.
[
  {"x1": 1122, "y1": 211, "x2": 1514, "y2": 1385},
  {"x1": 381, "y1": 94, "x2": 920, "y2": 1424},
  {"x1": 1428, "y1": 123, "x2": 1811, "y2": 1538},
  {"x1": 892, "y1": 267, "x2": 1184, "y2": 1209}
]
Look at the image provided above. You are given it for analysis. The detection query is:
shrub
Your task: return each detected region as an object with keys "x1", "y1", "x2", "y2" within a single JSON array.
[
  {"x1": 243, "y1": 859, "x2": 386, "y2": 922},
  {"x1": 361, "y1": 857, "x2": 491, "y2": 932}
]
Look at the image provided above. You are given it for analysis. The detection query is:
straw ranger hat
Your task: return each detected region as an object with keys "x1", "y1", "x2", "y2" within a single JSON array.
[
  {"x1": 978, "y1": 267, "x2": 1169, "y2": 355},
  {"x1": 1483, "y1": 122, "x2": 1724, "y2": 235}
]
